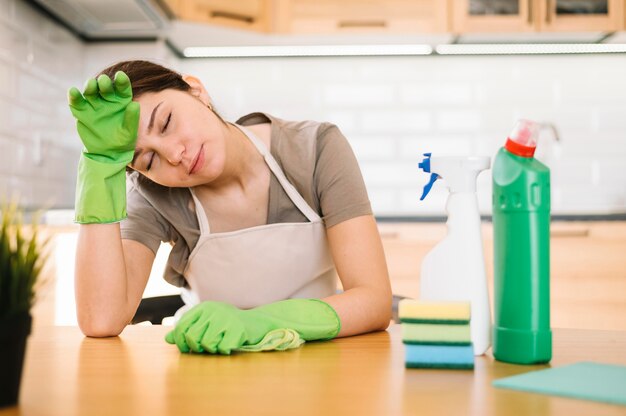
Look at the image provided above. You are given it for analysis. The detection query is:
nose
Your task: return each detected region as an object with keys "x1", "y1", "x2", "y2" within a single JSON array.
[{"x1": 163, "y1": 142, "x2": 185, "y2": 166}]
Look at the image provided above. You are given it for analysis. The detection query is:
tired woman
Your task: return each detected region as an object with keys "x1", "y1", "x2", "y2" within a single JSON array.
[{"x1": 68, "y1": 60, "x2": 391, "y2": 354}]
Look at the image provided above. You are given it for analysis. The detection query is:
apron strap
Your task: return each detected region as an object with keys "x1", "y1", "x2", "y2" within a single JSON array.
[
  {"x1": 189, "y1": 189, "x2": 211, "y2": 234},
  {"x1": 235, "y1": 124, "x2": 321, "y2": 223}
]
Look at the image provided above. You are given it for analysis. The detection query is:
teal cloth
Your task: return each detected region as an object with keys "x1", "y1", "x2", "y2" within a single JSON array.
[
  {"x1": 234, "y1": 328, "x2": 305, "y2": 352},
  {"x1": 493, "y1": 362, "x2": 626, "y2": 406}
]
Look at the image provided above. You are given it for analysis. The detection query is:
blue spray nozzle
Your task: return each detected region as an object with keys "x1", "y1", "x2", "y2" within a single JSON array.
[
  {"x1": 418, "y1": 153, "x2": 432, "y2": 173},
  {"x1": 418, "y1": 153, "x2": 438, "y2": 200}
]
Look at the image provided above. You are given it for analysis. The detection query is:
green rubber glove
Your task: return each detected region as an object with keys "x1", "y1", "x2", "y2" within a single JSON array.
[
  {"x1": 165, "y1": 299, "x2": 341, "y2": 355},
  {"x1": 68, "y1": 72, "x2": 140, "y2": 224}
]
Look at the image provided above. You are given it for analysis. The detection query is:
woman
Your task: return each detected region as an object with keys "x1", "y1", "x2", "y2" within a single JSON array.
[{"x1": 68, "y1": 60, "x2": 391, "y2": 354}]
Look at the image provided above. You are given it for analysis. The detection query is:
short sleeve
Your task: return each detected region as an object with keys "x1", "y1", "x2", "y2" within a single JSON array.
[
  {"x1": 314, "y1": 125, "x2": 373, "y2": 228},
  {"x1": 120, "y1": 177, "x2": 171, "y2": 254}
]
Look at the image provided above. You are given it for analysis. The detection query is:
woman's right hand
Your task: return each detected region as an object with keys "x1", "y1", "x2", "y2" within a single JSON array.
[
  {"x1": 68, "y1": 71, "x2": 139, "y2": 162},
  {"x1": 69, "y1": 71, "x2": 140, "y2": 224}
]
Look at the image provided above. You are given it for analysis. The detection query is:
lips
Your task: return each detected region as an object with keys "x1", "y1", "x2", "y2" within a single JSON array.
[{"x1": 189, "y1": 144, "x2": 204, "y2": 175}]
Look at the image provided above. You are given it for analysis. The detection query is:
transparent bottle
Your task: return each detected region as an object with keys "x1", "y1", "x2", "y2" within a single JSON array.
[{"x1": 492, "y1": 119, "x2": 552, "y2": 364}]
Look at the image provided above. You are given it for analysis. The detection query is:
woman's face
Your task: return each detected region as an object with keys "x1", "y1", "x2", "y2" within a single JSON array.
[{"x1": 130, "y1": 81, "x2": 227, "y2": 188}]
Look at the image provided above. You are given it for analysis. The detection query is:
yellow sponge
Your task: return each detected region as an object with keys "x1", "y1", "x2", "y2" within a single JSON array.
[{"x1": 398, "y1": 300, "x2": 471, "y2": 324}]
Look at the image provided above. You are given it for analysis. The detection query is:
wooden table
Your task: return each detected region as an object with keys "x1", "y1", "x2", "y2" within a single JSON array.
[{"x1": 2, "y1": 325, "x2": 626, "y2": 416}]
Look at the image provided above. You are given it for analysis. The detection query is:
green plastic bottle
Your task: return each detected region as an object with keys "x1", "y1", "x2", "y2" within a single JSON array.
[{"x1": 492, "y1": 119, "x2": 552, "y2": 364}]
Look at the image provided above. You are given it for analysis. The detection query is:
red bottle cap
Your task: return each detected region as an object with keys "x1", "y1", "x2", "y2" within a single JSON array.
[
  {"x1": 505, "y1": 120, "x2": 538, "y2": 157},
  {"x1": 505, "y1": 137, "x2": 536, "y2": 157}
]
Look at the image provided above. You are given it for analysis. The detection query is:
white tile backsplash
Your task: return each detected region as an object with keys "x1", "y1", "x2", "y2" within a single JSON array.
[
  {"x1": 367, "y1": 188, "x2": 401, "y2": 213},
  {"x1": 400, "y1": 136, "x2": 473, "y2": 159},
  {"x1": 360, "y1": 109, "x2": 432, "y2": 133},
  {"x1": 349, "y1": 136, "x2": 397, "y2": 161},
  {"x1": 323, "y1": 84, "x2": 395, "y2": 106},
  {"x1": 0, "y1": 0, "x2": 82, "y2": 209},
  {"x1": 400, "y1": 82, "x2": 473, "y2": 105},
  {"x1": 435, "y1": 110, "x2": 483, "y2": 132},
  {"x1": 1, "y1": 1, "x2": 625, "y2": 216}
]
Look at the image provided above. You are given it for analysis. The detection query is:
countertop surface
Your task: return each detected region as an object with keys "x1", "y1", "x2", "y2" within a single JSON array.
[{"x1": 2, "y1": 324, "x2": 626, "y2": 416}]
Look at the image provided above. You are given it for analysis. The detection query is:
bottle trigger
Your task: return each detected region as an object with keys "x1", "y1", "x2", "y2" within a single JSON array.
[{"x1": 420, "y1": 173, "x2": 439, "y2": 200}]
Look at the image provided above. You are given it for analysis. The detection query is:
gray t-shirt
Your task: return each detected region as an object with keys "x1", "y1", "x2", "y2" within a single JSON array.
[{"x1": 121, "y1": 112, "x2": 372, "y2": 287}]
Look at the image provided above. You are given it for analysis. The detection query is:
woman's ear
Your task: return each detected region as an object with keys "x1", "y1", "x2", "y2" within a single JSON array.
[{"x1": 182, "y1": 75, "x2": 212, "y2": 107}]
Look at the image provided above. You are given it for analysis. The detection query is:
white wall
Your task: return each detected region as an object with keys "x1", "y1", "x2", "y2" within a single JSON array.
[
  {"x1": 2, "y1": 0, "x2": 625, "y2": 216},
  {"x1": 0, "y1": 0, "x2": 82, "y2": 209},
  {"x1": 0, "y1": 0, "x2": 179, "y2": 211}
]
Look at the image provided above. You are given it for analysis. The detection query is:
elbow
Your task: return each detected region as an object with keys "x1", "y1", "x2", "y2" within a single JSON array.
[
  {"x1": 374, "y1": 290, "x2": 393, "y2": 331},
  {"x1": 381, "y1": 308, "x2": 393, "y2": 330},
  {"x1": 78, "y1": 313, "x2": 127, "y2": 338},
  {"x1": 377, "y1": 302, "x2": 393, "y2": 331}
]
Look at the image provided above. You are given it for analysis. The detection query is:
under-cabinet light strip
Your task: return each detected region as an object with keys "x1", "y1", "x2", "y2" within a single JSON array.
[
  {"x1": 183, "y1": 44, "x2": 434, "y2": 57},
  {"x1": 436, "y1": 43, "x2": 626, "y2": 55},
  {"x1": 183, "y1": 43, "x2": 626, "y2": 58}
]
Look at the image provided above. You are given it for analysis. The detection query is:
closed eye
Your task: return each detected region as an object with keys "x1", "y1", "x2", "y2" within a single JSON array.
[
  {"x1": 146, "y1": 153, "x2": 155, "y2": 171},
  {"x1": 162, "y1": 112, "x2": 171, "y2": 133}
]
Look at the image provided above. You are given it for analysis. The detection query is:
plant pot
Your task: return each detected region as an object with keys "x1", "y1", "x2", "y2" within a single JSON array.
[{"x1": 0, "y1": 312, "x2": 32, "y2": 408}]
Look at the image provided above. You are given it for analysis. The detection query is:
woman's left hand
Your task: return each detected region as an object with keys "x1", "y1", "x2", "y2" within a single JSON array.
[
  {"x1": 165, "y1": 301, "x2": 257, "y2": 354},
  {"x1": 165, "y1": 299, "x2": 340, "y2": 355}
]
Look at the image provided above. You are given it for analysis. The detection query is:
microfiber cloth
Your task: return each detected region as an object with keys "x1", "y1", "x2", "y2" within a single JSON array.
[
  {"x1": 398, "y1": 300, "x2": 471, "y2": 324},
  {"x1": 493, "y1": 362, "x2": 626, "y2": 406},
  {"x1": 405, "y1": 344, "x2": 474, "y2": 369},
  {"x1": 402, "y1": 323, "x2": 471, "y2": 345},
  {"x1": 234, "y1": 328, "x2": 305, "y2": 352}
]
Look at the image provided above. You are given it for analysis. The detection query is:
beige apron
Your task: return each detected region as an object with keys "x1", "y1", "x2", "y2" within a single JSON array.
[{"x1": 179, "y1": 125, "x2": 337, "y2": 314}]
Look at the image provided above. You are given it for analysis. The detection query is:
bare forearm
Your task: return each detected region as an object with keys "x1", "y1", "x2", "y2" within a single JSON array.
[
  {"x1": 75, "y1": 223, "x2": 130, "y2": 337},
  {"x1": 322, "y1": 285, "x2": 392, "y2": 338}
]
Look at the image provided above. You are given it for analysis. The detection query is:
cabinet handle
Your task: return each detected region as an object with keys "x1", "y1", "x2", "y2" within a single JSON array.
[
  {"x1": 545, "y1": 0, "x2": 552, "y2": 23},
  {"x1": 211, "y1": 10, "x2": 255, "y2": 24},
  {"x1": 337, "y1": 20, "x2": 387, "y2": 29},
  {"x1": 527, "y1": 0, "x2": 533, "y2": 25}
]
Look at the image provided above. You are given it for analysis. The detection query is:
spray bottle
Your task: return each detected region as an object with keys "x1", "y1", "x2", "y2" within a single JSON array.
[
  {"x1": 418, "y1": 154, "x2": 492, "y2": 356},
  {"x1": 492, "y1": 119, "x2": 552, "y2": 364}
]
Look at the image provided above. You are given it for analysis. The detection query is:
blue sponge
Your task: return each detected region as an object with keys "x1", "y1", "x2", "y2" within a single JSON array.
[{"x1": 405, "y1": 344, "x2": 474, "y2": 369}]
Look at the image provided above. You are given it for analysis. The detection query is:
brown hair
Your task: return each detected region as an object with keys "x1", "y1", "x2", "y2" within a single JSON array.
[{"x1": 98, "y1": 60, "x2": 193, "y2": 99}]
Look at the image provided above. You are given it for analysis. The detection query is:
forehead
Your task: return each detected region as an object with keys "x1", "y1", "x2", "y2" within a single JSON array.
[
  {"x1": 136, "y1": 90, "x2": 175, "y2": 130},
  {"x1": 136, "y1": 89, "x2": 172, "y2": 108}
]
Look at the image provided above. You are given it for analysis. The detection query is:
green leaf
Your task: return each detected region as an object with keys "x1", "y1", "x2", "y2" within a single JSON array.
[{"x1": 0, "y1": 201, "x2": 48, "y2": 317}]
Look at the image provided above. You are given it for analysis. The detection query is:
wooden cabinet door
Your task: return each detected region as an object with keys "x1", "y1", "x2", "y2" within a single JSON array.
[
  {"x1": 174, "y1": 0, "x2": 272, "y2": 32},
  {"x1": 549, "y1": 221, "x2": 626, "y2": 330},
  {"x1": 452, "y1": 0, "x2": 536, "y2": 33},
  {"x1": 276, "y1": 0, "x2": 448, "y2": 34},
  {"x1": 537, "y1": 0, "x2": 623, "y2": 31}
]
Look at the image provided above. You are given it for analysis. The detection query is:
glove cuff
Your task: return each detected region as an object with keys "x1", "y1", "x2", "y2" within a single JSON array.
[
  {"x1": 74, "y1": 154, "x2": 130, "y2": 224},
  {"x1": 250, "y1": 298, "x2": 341, "y2": 342},
  {"x1": 306, "y1": 299, "x2": 342, "y2": 340}
]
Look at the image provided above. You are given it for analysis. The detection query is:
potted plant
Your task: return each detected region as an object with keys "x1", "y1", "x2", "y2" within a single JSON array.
[{"x1": 0, "y1": 203, "x2": 49, "y2": 407}]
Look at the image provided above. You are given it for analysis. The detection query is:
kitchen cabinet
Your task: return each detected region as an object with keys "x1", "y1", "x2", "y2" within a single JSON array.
[
  {"x1": 538, "y1": 0, "x2": 623, "y2": 31},
  {"x1": 165, "y1": 0, "x2": 273, "y2": 33},
  {"x1": 452, "y1": 0, "x2": 624, "y2": 33},
  {"x1": 165, "y1": 0, "x2": 623, "y2": 36},
  {"x1": 379, "y1": 221, "x2": 626, "y2": 331},
  {"x1": 452, "y1": 0, "x2": 536, "y2": 32},
  {"x1": 260, "y1": 0, "x2": 447, "y2": 34}
]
